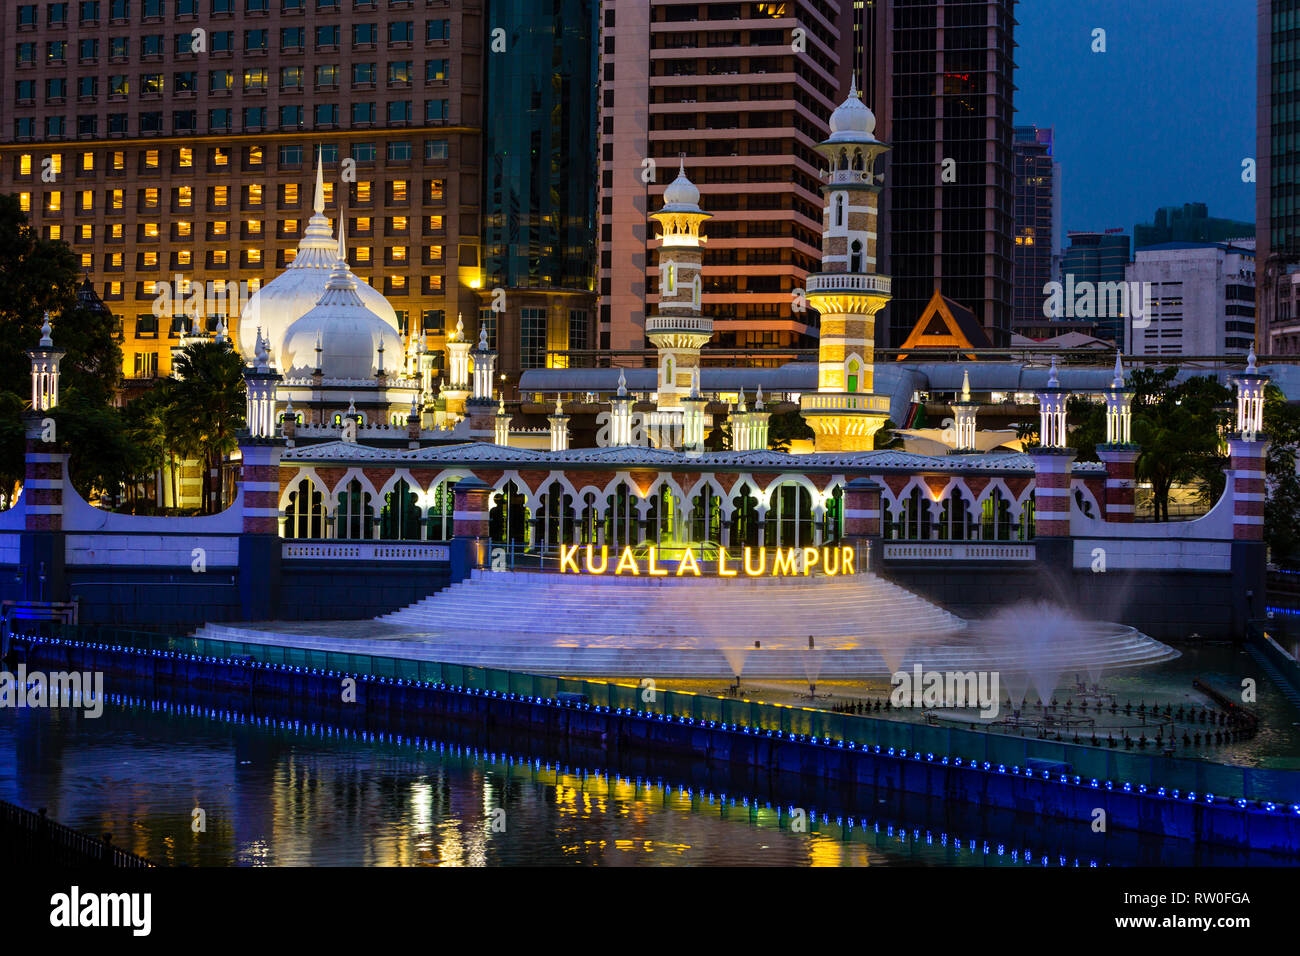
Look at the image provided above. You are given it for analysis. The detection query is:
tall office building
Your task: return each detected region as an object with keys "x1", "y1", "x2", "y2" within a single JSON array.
[
  {"x1": 598, "y1": 0, "x2": 857, "y2": 362},
  {"x1": 1060, "y1": 230, "x2": 1129, "y2": 344},
  {"x1": 479, "y1": 0, "x2": 597, "y2": 390},
  {"x1": 1258, "y1": 0, "x2": 1300, "y2": 353},
  {"x1": 1135, "y1": 202, "x2": 1253, "y2": 251},
  {"x1": 1011, "y1": 124, "x2": 1058, "y2": 333},
  {"x1": 0, "y1": 0, "x2": 484, "y2": 381},
  {"x1": 1127, "y1": 241, "x2": 1256, "y2": 357},
  {"x1": 872, "y1": 0, "x2": 1017, "y2": 348}
]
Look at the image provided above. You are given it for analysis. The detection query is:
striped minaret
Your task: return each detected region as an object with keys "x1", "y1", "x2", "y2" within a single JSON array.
[
  {"x1": 1096, "y1": 351, "x2": 1137, "y2": 522},
  {"x1": 1031, "y1": 358, "x2": 1074, "y2": 537},
  {"x1": 452, "y1": 476, "x2": 491, "y2": 574},
  {"x1": 25, "y1": 313, "x2": 66, "y2": 534},
  {"x1": 1231, "y1": 348, "x2": 1269, "y2": 542},
  {"x1": 237, "y1": 333, "x2": 285, "y2": 619}
]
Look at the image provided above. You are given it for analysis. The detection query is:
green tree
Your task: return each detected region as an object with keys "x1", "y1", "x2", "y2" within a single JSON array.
[
  {"x1": 170, "y1": 341, "x2": 246, "y2": 513},
  {"x1": 1263, "y1": 384, "x2": 1300, "y2": 566},
  {"x1": 766, "y1": 409, "x2": 814, "y2": 452},
  {"x1": 1066, "y1": 395, "x2": 1106, "y2": 462},
  {"x1": 873, "y1": 418, "x2": 903, "y2": 450}
]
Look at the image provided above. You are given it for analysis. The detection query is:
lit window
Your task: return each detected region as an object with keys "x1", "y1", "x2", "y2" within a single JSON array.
[
  {"x1": 284, "y1": 183, "x2": 298, "y2": 204},
  {"x1": 18, "y1": 193, "x2": 31, "y2": 212},
  {"x1": 111, "y1": 189, "x2": 124, "y2": 209},
  {"x1": 247, "y1": 184, "x2": 263, "y2": 205},
  {"x1": 212, "y1": 249, "x2": 228, "y2": 265},
  {"x1": 355, "y1": 216, "x2": 371, "y2": 232},
  {"x1": 80, "y1": 151, "x2": 94, "y2": 171},
  {"x1": 246, "y1": 219, "x2": 262, "y2": 235},
  {"x1": 48, "y1": 225, "x2": 61, "y2": 240},
  {"x1": 248, "y1": 146, "x2": 263, "y2": 165},
  {"x1": 392, "y1": 180, "x2": 407, "y2": 201},
  {"x1": 81, "y1": 253, "x2": 93, "y2": 268},
  {"x1": 178, "y1": 148, "x2": 192, "y2": 168},
  {"x1": 355, "y1": 246, "x2": 371, "y2": 263},
  {"x1": 177, "y1": 250, "x2": 192, "y2": 266},
  {"x1": 19, "y1": 155, "x2": 32, "y2": 175},
  {"x1": 213, "y1": 148, "x2": 229, "y2": 167},
  {"x1": 282, "y1": 219, "x2": 298, "y2": 234},
  {"x1": 355, "y1": 182, "x2": 371, "y2": 202},
  {"x1": 108, "y1": 281, "x2": 122, "y2": 296},
  {"x1": 50, "y1": 155, "x2": 63, "y2": 175},
  {"x1": 79, "y1": 224, "x2": 93, "y2": 240},
  {"x1": 143, "y1": 280, "x2": 157, "y2": 294},
  {"x1": 143, "y1": 223, "x2": 159, "y2": 238},
  {"x1": 427, "y1": 215, "x2": 442, "y2": 230},
  {"x1": 143, "y1": 251, "x2": 159, "y2": 267},
  {"x1": 176, "y1": 187, "x2": 192, "y2": 208},
  {"x1": 112, "y1": 151, "x2": 125, "y2": 171},
  {"x1": 79, "y1": 189, "x2": 93, "y2": 210},
  {"x1": 247, "y1": 248, "x2": 262, "y2": 264},
  {"x1": 391, "y1": 215, "x2": 407, "y2": 231},
  {"x1": 213, "y1": 185, "x2": 228, "y2": 205},
  {"x1": 46, "y1": 192, "x2": 62, "y2": 212},
  {"x1": 176, "y1": 221, "x2": 192, "y2": 237},
  {"x1": 109, "y1": 252, "x2": 123, "y2": 267},
  {"x1": 392, "y1": 246, "x2": 407, "y2": 262},
  {"x1": 322, "y1": 182, "x2": 334, "y2": 204},
  {"x1": 212, "y1": 221, "x2": 228, "y2": 237},
  {"x1": 143, "y1": 188, "x2": 160, "y2": 207},
  {"x1": 145, "y1": 150, "x2": 159, "y2": 168},
  {"x1": 110, "y1": 224, "x2": 123, "y2": 239}
]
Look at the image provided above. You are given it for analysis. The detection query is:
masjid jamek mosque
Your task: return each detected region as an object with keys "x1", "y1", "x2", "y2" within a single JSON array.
[{"x1": 8, "y1": 83, "x2": 1271, "y2": 641}]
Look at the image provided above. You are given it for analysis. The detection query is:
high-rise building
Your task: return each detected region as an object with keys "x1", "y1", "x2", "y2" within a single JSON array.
[
  {"x1": 1134, "y1": 203, "x2": 1254, "y2": 251},
  {"x1": 1126, "y1": 241, "x2": 1256, "y2": 357},
  {"x1": 1061, "y1": 230, "x2": 1130, "y2": 343},
  {"x1": 1258, "y1": 0, "x2": 1300, "y2": 353},
  {"x1": 479, "y1": 0, "x2": 597, "y2": 391},
  {"x1": 1012, "y1": 124, "x2": 1059, "y2": 333},
  {"x1": 871, "y1": 0, "x2": 1018, "y2": 349},
  {"x1": 0, "y1": 0, "x2": 484, "y2": 381},
  {"x1": 598, "y1": 0, "x2": 857, "y2": 363}
]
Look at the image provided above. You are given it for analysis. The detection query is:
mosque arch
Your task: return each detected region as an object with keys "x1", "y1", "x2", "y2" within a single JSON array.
[{"x1": 282, "y1": 476, "x2": 326, "y2": 539}]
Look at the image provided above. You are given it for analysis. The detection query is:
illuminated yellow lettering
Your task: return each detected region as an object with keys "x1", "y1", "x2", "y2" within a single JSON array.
[
  {"x1": 676, "y1": 548, "x2": 700, "y2": 576},
  {"x1": 585, "y1": 545, "x2": 608, "y2": 574},
  {"x1": 773, "y1": 548, "x2": 798, "y2": 576},
  {"x1": 802, "y1": 548, "x2": 819, "y2": 575},
  {"x1": 743, "y1": 546, "x2": 765, "y2": 576},
  {"x1": 559, "y1": 544, "x2": 580, "y2": 573},
  {"x1": 842, "y1": 545, "x2": 854, "y2": 575},
  {"x1": 718, "y1": 548, "x2": 738, "y2": 577},
  {"x1": 615, "y1": 546, "x2": 639, "y2": 575},
  {"x1": 823, "y1": 546, "x2": 839, "y2": 576},
  {"x1": 647, "y1": 546, "x2": 668, "y2": 576}
]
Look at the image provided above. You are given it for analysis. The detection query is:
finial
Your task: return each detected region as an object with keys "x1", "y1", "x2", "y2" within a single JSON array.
[
  {"x1": 737, "y1": 385, "x2": 747, "y2": 411},
  {"x1": 690, "y1": 366, "x2": 700, "y2": 398},
  {"x1": 554, "y1": 394, "x2": 563, "y2": 416},
  {"x1": 617, "y1": 368, "x2": 627, "y2": 397},
  {"x1": 497, "y1": 393, "x2": 505, "y2": 414},
  {"x1": 1112, "y1": 350, "x2": 1124, "y2": 388},
  {"x1": 455, "y1": 312, "x2": 464, "y2": 341},
  {"x1": 337, "y1": 216, "x2": 347, "y2": 263},
  {"x1": 215, "y1": 316, "x2": 228, "y2": 344},
  {"x1": 1047, "y1": 355, "x2": 1059, "y2": 389},
  {"x1": 347, "y1": 395, "x2": 356, "y2": 416},
  {"x1": 39, "y1": 311, "x2": 53, "y2": 347},
  {"x1": 285, "y1": 395, "x2": 294, "y2": 413},
  {"x1": 478, "y1": 324, "x2": 488, "y2": 350},
  {"x1": 254, "y1": 326, "x2": 268, "y2": 370},
  {"x1": 314, "y1": 146, "x2": 325, "y2": 216},
  {"x1": 377, "y1": 337, "x2": 385, "y2": 374},
  {"x1": 679, "y1": 153, "x2": 686, "y2": 178},
  {"x1": 410, "y1": 391, "x2": 420, "y2": 415},
  {"x1": 849, "y1": 73, "x2": 859, "y2": 99},
  {"x1": 961, "y1": 368, "x2": 971, "y2": 402},
  {"x1": 1246, "y1": 345, "x2": 1258, "y2": 374},
  {"x1": 755, "y1": 384, "x2": 764, "y2": 409}
]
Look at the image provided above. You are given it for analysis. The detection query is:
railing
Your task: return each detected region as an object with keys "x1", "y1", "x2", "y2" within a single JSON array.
[
  {"x1": 20, "y1": 621, "x2": 1300, "y2": 804},
  {"x1": 799, "y1": 393, "x2": 891, "y2": 413},
  {"x1": 883, "y1": 542, "x2": 1036, "y2": 561},
  {"x1": 805, "y1": 273, "x2": 891, "y2": 296},
  {"x1": 0, "y1": 799, "x2": 154, "y2": 867},
  {"x1": 645, "y1": 315, "x2": 713, "y2": 334},
  {"x1": 281, "y1": 541, "x2": 450, "y2": 561}
]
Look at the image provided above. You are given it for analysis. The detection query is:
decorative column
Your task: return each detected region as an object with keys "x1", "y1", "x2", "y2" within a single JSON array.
[
  {"x1": 1096, "y1": 351, "x2": 1138, "y2": 522},
  {"x1": 951, "y1": 369, "x2": 978, "y2": 453},
  {"x1": 1030, "y1": 357, "x2": 1074, "y2": 573},
  {"x1": 749, "y1": 386, "x2": 771, "y2": 451},
  {"x1": 1229, "y1": 348, "x2": 1269, "y2": 634},
  {"x1": 841, "y1": 477, "x2": 884, "y2": 573},
  {"x1": 464, "y1": 325, "x2": 497, "y2": 442},
  {"x1": 493, "y1": 394, "x2": 511, "y2": 446},
  {"x1": 451, "y1": 476, "x2": 491, "y2": 581},
  {"x1": 608, "y1": 369, "x2": 635, "y2": 446},
  {"x1": 681, "y1": 367, "x2": 707, "y2": 453},
  {"x1": 22, "y1": 314, "x2": 68, "y2": 603},
  {"x1": 443, "y1": 313, "x2": 472, "y2": 420},
  {"x1": 238, "y1": 335, "x2": 285, "y2": 621},
  {"x1": 406, "y1": 393, "x2": 421, "y2": 449},
  {"x1": 731, "y1": 388, "x2": 751, "y2": 452},
  {"x1": 548, "y1": 396, "x2": 570, "y2": 451}
]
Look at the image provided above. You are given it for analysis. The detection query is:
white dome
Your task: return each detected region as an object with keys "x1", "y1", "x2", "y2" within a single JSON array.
[
  {"x1": 826, "y1": 77, "x2": 877, "y2": 141},
  {"x1": 663, "y1": 165, "x2": 700, "y2": 208},
  {"x1": 280, "y1": 258, "x2": 403, "y2": 381},
  {"x1": 238, "y1": 160, "x2": 398, "y2": 368}
]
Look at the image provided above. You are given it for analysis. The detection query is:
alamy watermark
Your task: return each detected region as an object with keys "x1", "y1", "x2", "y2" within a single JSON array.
[
  {"x1": 1042, "y1": 277, "x2": 1154, "y2": 328},
  {"x1": 890, "y1": 665, "x2": 1000, "y2": 719},
  {"x1": 0, "y1": 666, "x2": 104, "y2": 718}
]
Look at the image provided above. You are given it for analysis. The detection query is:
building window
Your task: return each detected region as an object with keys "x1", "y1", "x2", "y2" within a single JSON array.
[
  {"x1": 424, "y1": 99, "x2": 448, "y2": 123},
  {"x1": 350, "y1": 142, "x2": 375, "y2": 162},
  {"x1": 314, "y1": 104, "x2": 338, "y2": 126},
  {"x1": 387, "y1": 141, "x2": 411, "y2": 162},
  {"x1": 388, "y1": 21, "x2": 413, "y2": 44},
  {"x1": 245, "y1": 29, "x2": 268, "y2": 52},
  {"x1": 568, "y1": 309, "x2": 588, "y2": 352},
  {"x1": 209, "y1": 108, "x2": 232, "y2": 130},
  {"x1": 424, "y1": 139, "x2": 448, "y2": 161},
  {"x1": 479, "y1": 309, "x2": 496, "y2": 351},
  {"x1": 387, "y1": 100, "x2": 411, "y2": 124},
  {"x1": 422, "y1": 309, "x2": 444, "y2": 333},
  {"x1": 426, "y1": 19, "x2": 449, "y2": 41},
  {"x1": 521, "y1": 308, "x2": 546, "y2": 369},
  {"x1": 425, "y1": 59, "x2": 448, "y2": 82},
  {"x1": 351, "y1": 102, "x2": 375, "y2": 125}
]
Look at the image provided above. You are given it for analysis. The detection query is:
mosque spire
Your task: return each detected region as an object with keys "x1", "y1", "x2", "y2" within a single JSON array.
[
  {"x1": 1112, "y1": 350, "x2": 1124, "y2": 388},
  {"x1": 314, "y1": 146, "x2": 325, "y2": 216}
]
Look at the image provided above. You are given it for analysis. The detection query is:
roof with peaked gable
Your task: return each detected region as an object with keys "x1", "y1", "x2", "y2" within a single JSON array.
[{"x1": 896, "y1": 290, "x2": 993, "y2": 359}]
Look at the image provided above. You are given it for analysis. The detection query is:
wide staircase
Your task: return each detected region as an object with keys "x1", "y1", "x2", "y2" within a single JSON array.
[{"x1": 197, "y1": 570, "x2": 1178, "y2": 679}]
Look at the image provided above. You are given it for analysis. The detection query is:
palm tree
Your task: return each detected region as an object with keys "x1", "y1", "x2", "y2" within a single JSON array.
[{"x1": 171, "y1": 341, "x2": 246, "y2": 514}]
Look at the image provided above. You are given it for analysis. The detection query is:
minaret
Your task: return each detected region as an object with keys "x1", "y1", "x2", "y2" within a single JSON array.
[
  {"x1": 952, "y1": 368, "x2": 979, "y2": 452},
  {"x1": 464, "y1": 324, "x2": 497, "y2": 442},
  {"x1": 28, "y1": 313, "x2": 64, "y2": 413},
  {"x1": 646, "y1": 157, "x2": 711, "y2": 449},
  {"x1": 548, "y1": 395, "x2": 570, "y2": 452},
  {"x1": 493, "y1": 393, "x2": 511, "y2": 446},
  {"x1": 801, "y1": 77, "x2": 892, "y2": 451}
]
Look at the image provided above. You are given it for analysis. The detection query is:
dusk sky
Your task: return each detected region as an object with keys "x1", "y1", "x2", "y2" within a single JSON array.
[{"x1": 1015, "y1": 0, "x2": 1256, "y2": 239}]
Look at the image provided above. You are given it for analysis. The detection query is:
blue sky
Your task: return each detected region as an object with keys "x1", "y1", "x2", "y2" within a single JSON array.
[{"x1": 1014, "y1": 0, "x2": 1256, "y2": 236}]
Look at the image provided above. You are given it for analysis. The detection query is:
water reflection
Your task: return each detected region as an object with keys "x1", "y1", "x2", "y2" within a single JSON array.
[{"x1": 0, "y1": 689, "x2": 1293, "y2": 867}]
